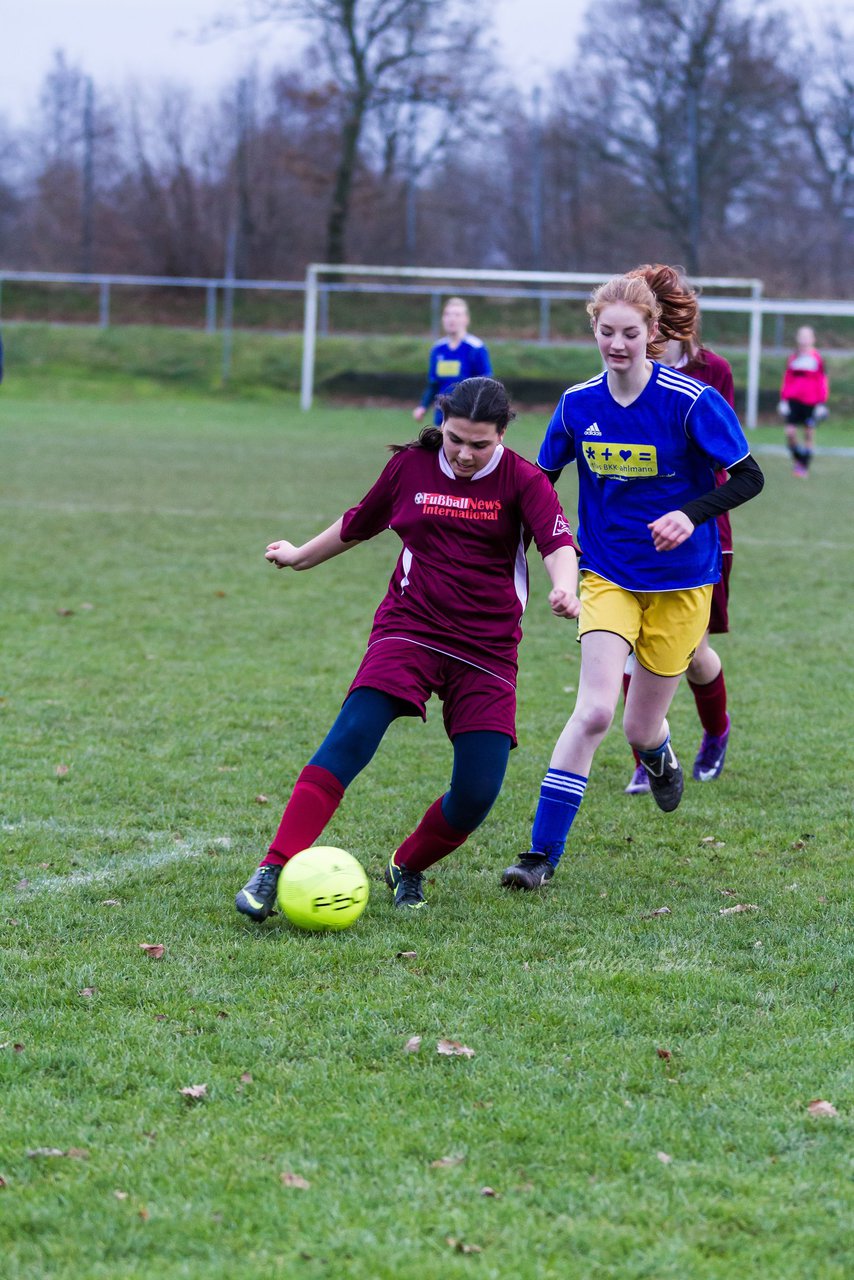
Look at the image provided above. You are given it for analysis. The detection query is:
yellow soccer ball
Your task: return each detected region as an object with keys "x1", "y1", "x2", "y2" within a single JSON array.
[{"x1": 276, "y1": 846, "x2": 369, "y2": 931}]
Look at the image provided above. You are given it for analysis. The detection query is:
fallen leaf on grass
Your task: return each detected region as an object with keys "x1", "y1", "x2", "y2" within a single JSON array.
[
  {"x1": 642, "y1": 906, "x2": 671, "y2": 919},
  {"x1": 139, "y1": 943, "x2": 165, "y2": 958},
  {"x1": 179, "y1": 1084, "x2": 207, "y2": 1102},
  {"x1": 437, "y1": 1039, "x2": 475, "y2": 1058},
  {"x1": 430, "y1": 1155, "x2": 465, "y2": 1168},
  {"x1": 807, "y1": 1100, "x2": 838, "y2": 1118},
  {"x1": 719, "y1": 903, "x2": 759, "y2": 915},
  {"x1": 396, "y1": 950, "x2": 417, "y2": 959},
  {"x1": 79, "y1": 988, "x2": 97, "y2": 998},
  {"x1": 656, "y1": 1048, "x2": 672, "y2": 1061},
  {"x1": 254, "y1": 794, "x2": 269, "y2": 805},
  {"x1": 280, "y1": 1172, "x2": 311, "y2": 1189},
  {"x1": 403, "y1": 1035, "x2": 422, "y2": 1054},
  {"x1": 446, "y1": 1238, "x2": 482, "y2": 1254},
  {"x1": 656, "y1": 1151, "x2": 673, "y2": 1165}
]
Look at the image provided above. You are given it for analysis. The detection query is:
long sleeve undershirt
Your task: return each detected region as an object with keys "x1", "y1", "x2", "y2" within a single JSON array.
[{"x1": 538, "y1": 455, "x2": 764, "y2": 528}]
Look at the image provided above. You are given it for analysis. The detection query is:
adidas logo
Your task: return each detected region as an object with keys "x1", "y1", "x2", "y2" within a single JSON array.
[{"x1": 584, "y1": 423, "x2": 602, "y2": 436}]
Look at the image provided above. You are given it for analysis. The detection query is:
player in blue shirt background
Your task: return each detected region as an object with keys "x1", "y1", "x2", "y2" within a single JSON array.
[
  {"x1": 501, "y1": 265, "x2": 765, "y2": 892},
  {"x1": 413, "y1": 297, "x2": 492, "y2": 425}
]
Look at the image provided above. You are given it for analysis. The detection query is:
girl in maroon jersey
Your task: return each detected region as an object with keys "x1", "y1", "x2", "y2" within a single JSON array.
[
  {"x1": 236, "y1": 377, "x2": 580, "y2": 918},
  {"x1": 622, "y1": 265, "x2": 736, "y2": 795}
]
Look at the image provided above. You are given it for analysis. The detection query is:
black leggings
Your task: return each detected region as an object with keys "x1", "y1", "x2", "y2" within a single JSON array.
[{"x1": 310, "y1": 687, "x2": 511, "y2": 831}]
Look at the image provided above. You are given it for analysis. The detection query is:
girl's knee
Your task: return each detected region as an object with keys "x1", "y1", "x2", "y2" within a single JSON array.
[{"x1": 573, "y1": 702, "x2": 614, "y2": 740}]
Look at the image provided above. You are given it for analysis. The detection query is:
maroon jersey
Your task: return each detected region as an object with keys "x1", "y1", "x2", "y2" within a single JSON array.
[
  {"x1": 341, "y1": 444, "x2": 575, "y2": 686},
  {"x1": 681, "y1": 347, "x2": 735, "y2": 555}
]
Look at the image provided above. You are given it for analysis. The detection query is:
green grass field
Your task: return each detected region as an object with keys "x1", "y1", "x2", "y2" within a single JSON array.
[{"x1": 1, "y1": 379, "x2": 852, "y2": 1279}]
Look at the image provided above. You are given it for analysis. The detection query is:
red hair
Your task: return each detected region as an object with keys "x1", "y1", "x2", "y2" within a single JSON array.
[{"x1": 587, "y1": 265, "x2": 699, "y2": 357}]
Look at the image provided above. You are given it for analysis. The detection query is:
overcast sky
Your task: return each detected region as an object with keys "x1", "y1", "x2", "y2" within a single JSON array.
[{"x1": 1, "y1": 0, "x2": 589, "y2": 125}]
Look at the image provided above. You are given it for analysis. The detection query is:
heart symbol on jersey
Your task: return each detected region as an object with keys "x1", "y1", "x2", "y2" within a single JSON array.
[{"x1": 619, "y1": 449, "x2": 633, "y2": 460}]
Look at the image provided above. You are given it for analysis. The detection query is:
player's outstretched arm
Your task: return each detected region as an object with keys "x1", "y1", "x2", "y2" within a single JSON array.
[
  {"x1": 265, "y1": 517, "x2": 358, "y2": 571},
  {"x1": 543, "y1": 546, "x2": 581, "y2": 618}
]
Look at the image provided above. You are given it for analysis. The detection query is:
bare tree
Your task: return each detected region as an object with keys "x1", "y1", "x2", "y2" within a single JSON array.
[
  {"x1": 218, "y1": 0, "x2": 488, "y2": 263},
  {"x1": 794, "y1": 20, "x2": 853, "y2": 288},
  {"x1": 564, "y1": 0, "x2": 797, "y2": 273}
]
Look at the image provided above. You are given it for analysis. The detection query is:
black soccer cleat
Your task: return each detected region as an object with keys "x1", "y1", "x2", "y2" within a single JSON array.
[
  {"x1": 384, "y1": 855, "x2": 427, "y2": 910},
  {"x1": 501, "y1": 853, "x2": 555, "y2": 891},
  {"x1": 235, "y1": 863, "x2": 282, "y2": 921},
  {"x1": 641, "y1": 740, "x2": 684, "y2": 813}
]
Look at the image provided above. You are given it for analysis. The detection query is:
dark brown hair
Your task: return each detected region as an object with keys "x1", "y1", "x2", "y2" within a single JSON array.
[{"x1": 389, "y1": 377, "x2": 516, "y2": 453}]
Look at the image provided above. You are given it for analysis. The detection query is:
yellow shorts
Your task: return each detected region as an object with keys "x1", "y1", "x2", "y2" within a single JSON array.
[{"x1": 578, "y1": 572, "x2": 713, "y2": 677}]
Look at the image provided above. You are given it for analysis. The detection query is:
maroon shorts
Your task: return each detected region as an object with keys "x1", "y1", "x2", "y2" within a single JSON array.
[
  {"x1": 348, "y1": 638, "x2": 517, "y2": 745},
  {"x1": 709, "y1": 554, "x2": 732, "y2": 634}
]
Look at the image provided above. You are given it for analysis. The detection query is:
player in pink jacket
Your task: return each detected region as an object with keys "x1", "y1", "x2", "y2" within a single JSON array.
[
  {"x1": 236, "y1": 377, "x2": 580, "y2": 919},
  {"x1": 779, "y1": 327, "x2": 829, "y2": 477}
]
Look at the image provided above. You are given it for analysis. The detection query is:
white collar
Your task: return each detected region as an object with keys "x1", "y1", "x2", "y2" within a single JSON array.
[{"x1": 439, "y1": 444, "x2": 504, "y2": 482}]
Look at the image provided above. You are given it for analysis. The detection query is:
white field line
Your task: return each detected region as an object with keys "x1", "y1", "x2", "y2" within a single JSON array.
[
  {"x1": 751, "y1": 444, "x2": 854, "y2": 458},
  {"x1": 2, "y1": 833, "x2": 232, "y2": 899},
  {"x1": 737, "y1": 536, "x2": 853, "y2": 550},
  {"x1": 0, "y1": 500, "x2": 266, "y2": 518}
]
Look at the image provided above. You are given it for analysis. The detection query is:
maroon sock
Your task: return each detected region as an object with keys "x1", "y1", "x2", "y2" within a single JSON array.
[
  {"x1": 261, "y1": 764, "x2": 345, "y2": 867},
  {"x1": 688, "y1": 668, "x2": 728, "y2": 737},
  {"x1": 394, "y1": 797, "x2": 470, "y2": 873},
  {"x1": 622, "y1": 671, "x2": 641, "y2": 767}
]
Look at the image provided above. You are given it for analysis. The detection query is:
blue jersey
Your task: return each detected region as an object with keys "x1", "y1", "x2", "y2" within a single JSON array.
[
  {"x1": 538, "y1": 363, "x2": 751, "y2": 592},
  {"x1": 421, "y1": 335, "x2": 492, "y2": 422}
]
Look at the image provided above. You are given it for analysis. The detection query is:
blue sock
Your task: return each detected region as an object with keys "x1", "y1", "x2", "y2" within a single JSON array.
[
  {"x1": 638, "y1": 736, "x2": 669, "y2": 775},
  {"x1": 530, "y1": 769, "x2": 588, "y2": 868}
]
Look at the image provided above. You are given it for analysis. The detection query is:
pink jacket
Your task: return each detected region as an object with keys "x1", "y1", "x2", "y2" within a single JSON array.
[{"x1": 780, "y1": 349, "x2": 829, "y2": 406}]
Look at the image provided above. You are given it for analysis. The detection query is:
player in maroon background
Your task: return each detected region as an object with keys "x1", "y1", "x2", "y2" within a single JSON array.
[
  {"x1": 623, "y1": 265, "x2": 736, "y2": 795},
  {"x1": 236, "y1": 377, "x2": 580, "y2": 918}
]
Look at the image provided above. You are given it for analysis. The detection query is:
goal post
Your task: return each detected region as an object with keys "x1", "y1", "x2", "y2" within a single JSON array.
[{"x1": 299, "y1": 263, "x2": 765, "y2": 420}]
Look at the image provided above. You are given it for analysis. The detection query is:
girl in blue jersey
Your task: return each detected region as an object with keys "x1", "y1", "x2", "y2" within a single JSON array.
[
  {"x1": 414, "y1": 297, "x2": 492, "y2": 426},
  {"x1": 502, "y1": 268, "x2": 764, "y2": 891}
]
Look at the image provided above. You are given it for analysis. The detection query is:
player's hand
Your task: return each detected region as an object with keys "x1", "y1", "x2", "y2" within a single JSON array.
[
  {"x1": 412, "y1": 406, "x2": 427, "y2": 422},
  {"x1": 265, "y1": 540, "x2": 299, "y2": 568},
  {"x1": 549, "y1": 587, "x2": 581, "y2": 619},
  {"x1": 648, "y1": 511, "x2": 694, "y2": 551}
]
